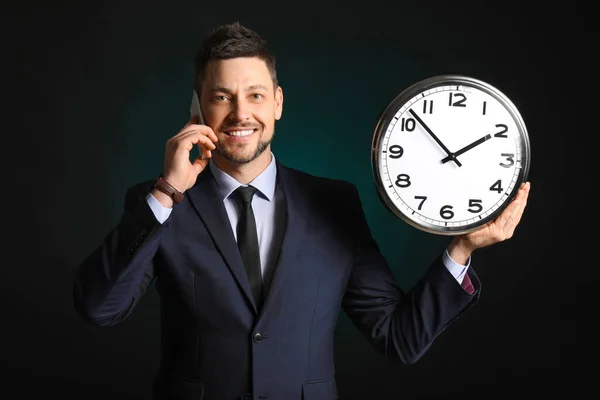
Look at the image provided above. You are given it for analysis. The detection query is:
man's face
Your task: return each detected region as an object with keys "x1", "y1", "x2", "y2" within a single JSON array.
[{"x1": 200, "y1": 57, "x2": 283, "y2": 165}]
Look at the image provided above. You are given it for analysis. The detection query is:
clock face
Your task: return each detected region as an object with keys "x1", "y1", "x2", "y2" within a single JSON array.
[{"x1": 371, "y1": 75, "x2": 530, "y2": 235}]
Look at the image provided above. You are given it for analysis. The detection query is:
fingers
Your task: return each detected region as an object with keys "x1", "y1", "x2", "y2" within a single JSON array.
[
  {"x1": 195, "y1": 135, "x2": 216, "y2": 162},
  {"x1": 195, "y1": 134, "x2": 217, "y2": 150},
  {"x1": 196, "y1": 143, "x2": 212, "y2": 160},
  {"x1": 169, "y1": 125, "x2": 218, "y2": 157},
  {"x1": 191, "y1": 155, "x2": 210, "y2": 175},
  {"x1": 501, "y1": 181, "x2": 530, "y2": 237},
  {"x1": 162, "y1": 119, "x2": 219, "y2": 189},
  {"x1": 177, "y1": 123, "x2": 218, "y2": 143},
  {"x1": 178, "y1": 113, "x2": 218, "y2": 141}
]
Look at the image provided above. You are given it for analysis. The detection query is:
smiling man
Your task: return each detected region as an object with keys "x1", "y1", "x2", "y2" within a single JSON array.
[
  {"x1": 73, "y1": 22, "x2": 530, "y2": 400},
  {"x1": 203, "y1": 59, "x2": 281, "y2": 167}
]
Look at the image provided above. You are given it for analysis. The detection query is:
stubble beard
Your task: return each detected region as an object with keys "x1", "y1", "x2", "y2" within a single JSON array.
[{"x1": 214, "y1": 129, "x2": 274, "y2": 164}]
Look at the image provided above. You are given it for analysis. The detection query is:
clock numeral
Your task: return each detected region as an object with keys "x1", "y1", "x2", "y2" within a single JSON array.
[
  {"x1": 499, "y1": 153, "x2": 515, "y2": 168},
  {"x1": 395, "y1": 174, "x2": 411, "y2": 188},
  {"x1": 401, "y1": 117, "x2": 415, "y2": 131},
  {"x1": 482, "y1": 101, "x2": 487, "y2": 115},
  {"x1": 422, "y1": 100, "x2": 433, "y2": 114},
  {"x1": 440, "y1": 205, "x2": 454, "y2": 220},
  {"x1": 448, "y1": 93, "x2": 467, "y2": 107},
  {"x1": 414, "y1": 195, "x2": 427, "y2": 210},
  {"x1": 490, "y1": 179, "x2": 503, "y2": 193},
  {"x1": 388, "y1": 144, "x2": 404, "y2": 159},
  {"x1": 494, "y1": 124, "x2": 508, "y2": 138},
  {"x1": 468, "y1": 199, "x2": 483, "y2": 213}
]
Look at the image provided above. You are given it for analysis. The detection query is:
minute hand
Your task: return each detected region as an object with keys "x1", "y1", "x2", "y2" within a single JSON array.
[
  {"x1": 408, "y1": 109, "x2": 462, "y2": 167},
  {"x1": 441, "y1": 134, "x2": 492, "y2": 164}
]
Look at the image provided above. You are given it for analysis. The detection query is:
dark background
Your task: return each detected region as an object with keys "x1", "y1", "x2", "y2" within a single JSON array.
[{"x1": 6, "y1": 0, "x2": 588, "y2": 399}]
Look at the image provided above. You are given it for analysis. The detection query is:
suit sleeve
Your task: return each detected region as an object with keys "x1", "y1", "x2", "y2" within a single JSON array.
[
  {"x1": 341, "y1": 183, "x2": 480, "y2": 364},
  {"x1": 72, "y1": 181, "x2": 164, "y2": 326}
]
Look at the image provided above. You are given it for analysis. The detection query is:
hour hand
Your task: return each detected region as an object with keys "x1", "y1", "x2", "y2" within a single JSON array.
[
  {"x1": 408, "y1": 109, "x2": 462, "y2": 167},
  {"x1": 441, "y1": 134, "x2": 492, "y2": 164}
]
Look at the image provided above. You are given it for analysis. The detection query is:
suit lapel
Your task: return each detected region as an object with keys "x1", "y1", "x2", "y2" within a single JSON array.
[
  {"x1": 186, "y1": 168, "x2": 258, "y2": 313},
  {"x1": 260, "y1": 162, "x2": 309, "y2": 317},
  {"x1": 185, "y1": 162, "x2": 310, "y2": 317}
]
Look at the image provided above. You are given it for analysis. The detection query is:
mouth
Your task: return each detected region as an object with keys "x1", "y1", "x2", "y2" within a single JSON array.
[
  {"x1": 223, "y1": 129, "x2": 257, "y2": 137},
  {"x1": 221, "y1": 127, "x2": 260, "y2": 143}
]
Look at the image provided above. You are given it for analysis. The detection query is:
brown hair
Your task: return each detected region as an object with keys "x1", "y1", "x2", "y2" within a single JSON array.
[{"x1": 194, "y1": 22, "x2": 278, "y2": 90}]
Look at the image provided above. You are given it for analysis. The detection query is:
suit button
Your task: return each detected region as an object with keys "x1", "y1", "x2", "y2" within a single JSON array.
[
  {"x1": 252, "y1": 332, "x2": 263, "y2": 343},
  {"x1": 241, "y1": 393, "x2": 251, "y2": 400}
]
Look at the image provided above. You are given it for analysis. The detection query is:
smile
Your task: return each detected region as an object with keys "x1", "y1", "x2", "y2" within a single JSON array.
[{"x1": 226, "y1": 129, "x2": 255, "y2": 137}]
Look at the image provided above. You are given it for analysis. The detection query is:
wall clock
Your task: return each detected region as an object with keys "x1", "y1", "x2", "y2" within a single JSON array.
[{"x1": 371, "y1": 75, "x2": 530, "y2": 235}]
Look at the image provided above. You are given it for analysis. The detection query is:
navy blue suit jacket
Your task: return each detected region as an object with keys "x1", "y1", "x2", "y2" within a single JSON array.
[{"x1": 73, "y1": 160, "x2": 480, "y2": 400}]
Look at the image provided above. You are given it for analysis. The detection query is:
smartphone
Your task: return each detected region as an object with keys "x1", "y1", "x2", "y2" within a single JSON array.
[
  {"x1": 190, "y1": 89, "x2": 206, "y2": 125},
  {"x1": 190, "y1": 90, "x2": 208, "y2": 159}
]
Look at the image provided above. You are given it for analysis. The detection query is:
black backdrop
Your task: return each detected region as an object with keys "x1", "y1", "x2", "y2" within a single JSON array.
[{"x1": 6, "y1": 1, "x2": 588, "y2": 399}]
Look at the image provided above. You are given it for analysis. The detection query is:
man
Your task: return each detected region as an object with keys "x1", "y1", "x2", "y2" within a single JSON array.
[{"x1": 73, "y1": 22, "x2": 530, "y2": 400}]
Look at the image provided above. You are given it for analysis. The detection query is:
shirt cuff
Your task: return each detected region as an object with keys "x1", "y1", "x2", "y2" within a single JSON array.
[
  {"x1": 442, "y1": 248, "x2": 471, "y2": 284},
  {"x1": 146, "y1": 192, "x2": 173, "y2": 224}
]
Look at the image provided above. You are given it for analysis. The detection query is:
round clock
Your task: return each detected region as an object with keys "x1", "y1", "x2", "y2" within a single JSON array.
[{"x1": 371, "y1": 75, "x2": 531, "y2": 235}]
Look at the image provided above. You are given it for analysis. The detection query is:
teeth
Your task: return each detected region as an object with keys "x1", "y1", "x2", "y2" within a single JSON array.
[{"x1": 228, "y1": 130, "x2": 254, "y2": 137}]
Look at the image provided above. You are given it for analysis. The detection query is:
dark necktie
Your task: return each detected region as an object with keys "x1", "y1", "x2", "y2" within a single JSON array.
[{"x1": 234, "y1": 186, "x2": 263, "y2": 309}]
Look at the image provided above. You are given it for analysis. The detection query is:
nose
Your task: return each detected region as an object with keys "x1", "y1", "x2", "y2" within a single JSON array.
[{"x1": 230, "y1": 98, "x2": 253, "y2": 122}]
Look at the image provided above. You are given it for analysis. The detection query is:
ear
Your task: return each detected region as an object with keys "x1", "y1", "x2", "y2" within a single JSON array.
[{"x1": 274, "y1": 86, "x2": 283, "y2": 120}]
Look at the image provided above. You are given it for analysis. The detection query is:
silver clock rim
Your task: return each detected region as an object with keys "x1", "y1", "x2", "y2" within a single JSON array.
[{"x1": 370, "y1": 74, "x2": 531, "y2": 236}]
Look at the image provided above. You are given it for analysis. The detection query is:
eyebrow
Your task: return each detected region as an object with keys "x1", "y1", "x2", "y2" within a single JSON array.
[{"x1": 210, "y1": 84, "x2": 269, "y2": 93}]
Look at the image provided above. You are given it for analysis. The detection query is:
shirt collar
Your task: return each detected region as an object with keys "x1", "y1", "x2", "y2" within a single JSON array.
[{"x1": 209, "y1": 152, "x2": 277, "y2": 202}]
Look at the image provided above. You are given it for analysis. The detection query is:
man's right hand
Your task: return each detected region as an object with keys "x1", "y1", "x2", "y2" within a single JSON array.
[{"x1": 153, "y1": 115, "x2": 218, "y2": 206}]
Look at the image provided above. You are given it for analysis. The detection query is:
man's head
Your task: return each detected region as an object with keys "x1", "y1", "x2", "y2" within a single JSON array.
[
  {"x1": 195, "y1": 22, "x2": 278, "y2": 90},
  {"x1": 194, "y1": 22, "x2": 283, "y2": 165}
]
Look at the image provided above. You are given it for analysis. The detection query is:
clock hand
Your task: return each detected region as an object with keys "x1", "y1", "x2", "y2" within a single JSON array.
[
  {"x1": 408, "y1": 109, "x2": 462, "y2": 167},
  {"x1": 441, "y1": 133, "x2": 492, "y2": 164}
]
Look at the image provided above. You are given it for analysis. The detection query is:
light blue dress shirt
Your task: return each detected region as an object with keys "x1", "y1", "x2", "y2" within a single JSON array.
[{"x1": 146, "y1": 153, "x2": 470, "y2": 286}]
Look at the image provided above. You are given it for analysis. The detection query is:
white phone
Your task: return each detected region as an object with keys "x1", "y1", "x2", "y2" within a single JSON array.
[
  {"x1": 190, "y1": 89, "x2": 206, "y2": 125},
  {"x1": 190, "y1": 90, "x2": 208, "y2": 159}
]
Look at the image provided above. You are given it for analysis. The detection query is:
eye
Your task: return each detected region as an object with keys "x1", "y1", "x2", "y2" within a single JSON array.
[
  {"x1": 214, "y1": 95, "x2": 229, "y2": 102},
  {"x1": 251, "y1": 93, "x2": 264, "y2": 100}
]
